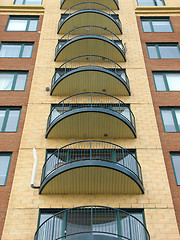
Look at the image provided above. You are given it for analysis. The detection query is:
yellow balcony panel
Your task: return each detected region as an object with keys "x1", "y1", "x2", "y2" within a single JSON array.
[
  {"x1": 55, "y1": 27, "x2": 126, "y2": 62},
  {"x1": 39, "y1": 140, "x2": 144, "y2": 194},
  {"x1": 58, "y1": 3, "x2": 122, "y2": 34},
  {"x1": 51, "y1": 55, "x2": 130, "y2": 96},
  {"x1": 60, "y1": 0, "x2": 119, "y2": 10},
  {"x1": 46, "y1": 92, "x2": 136, "y2": 139}
]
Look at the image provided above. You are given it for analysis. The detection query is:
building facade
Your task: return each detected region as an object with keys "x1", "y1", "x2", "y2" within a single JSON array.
[
  {"x1": 0, "y1": 0, "x2": 180, "y2": 239},
  {"x1": 0, "y1": 2, "x2": 43, "y2": 238},
  {"x1": 136, "y1": 2, "x2": 180, "y2": 232}
]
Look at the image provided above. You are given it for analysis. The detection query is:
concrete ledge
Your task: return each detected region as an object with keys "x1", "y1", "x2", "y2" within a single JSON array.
[
  {"x1": 135, "y1": 6, "x2": 180, "y2": 14},
  {"x1": 0, "y1": 5, "x2": 44, "y2": 13}
]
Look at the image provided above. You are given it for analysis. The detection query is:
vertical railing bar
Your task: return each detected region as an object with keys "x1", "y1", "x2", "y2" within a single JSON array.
[
  {"x1": 91, "y1": 206, "x2": 93, "y2": 234},
  {"x1": 129, "y1": 214, "x2": 132, "y2": 239},
  {"x1": 51, "y1": 216, "x2": 55, "y2": 240},
  {"x1": 122, "y1": 148, "x2": 125, "y2": 167},
  {"x1": 90, "y1": 140, "x2": 92, "y2": 161},
  {"x1": 57, "y1": 149, "x2": 60, "y2": 167},
  {"x1": 91, "y1": 92, "x2": 92, "y2": 107},
  {"x1": 62, "y1": 100, "x2": 64, "y2": 114}
]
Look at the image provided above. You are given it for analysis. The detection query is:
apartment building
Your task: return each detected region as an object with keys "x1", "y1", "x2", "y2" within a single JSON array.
[
  {"x1": 0, "y1": 1, "x2": 43, "y2": 238},
  {"x1": 136, "y1": 0, "x2": 180, "y2": 232},
  {"x1": 0, "y1": 0, "x2": 180, "y2": 239}
]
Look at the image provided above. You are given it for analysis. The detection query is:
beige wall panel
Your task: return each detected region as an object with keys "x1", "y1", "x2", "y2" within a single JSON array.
[{"x1": 0, "y1": 0, "x2": 13, "y2": 5}]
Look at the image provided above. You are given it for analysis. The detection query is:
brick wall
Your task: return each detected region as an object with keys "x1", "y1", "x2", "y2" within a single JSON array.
[
  {"x1": 137, "y1": 15, "x2": 180, "y2": 232},
  {"x1": 0, "y1": 14, "x2": 43, "y2": 238}
]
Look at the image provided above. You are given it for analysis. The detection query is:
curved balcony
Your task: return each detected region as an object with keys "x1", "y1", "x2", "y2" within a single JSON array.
[
  {"x1": 55, "y1": 26, "x2": 126, "y2": 62},
  {"x1": 46, "y1": 92, "x2": 136, "y2": 139},
  {"x1": 39, "y1": 140, "x2": 144, "y2": 194},
  {"x1": 34, "y1": 206, "x2": 150, "y2": 240},
  {"x1": 60, "y1": 0, "x2": 119, "y2": 10},
  {"x1": 51, "y1": 55, "x2": 130, "y2": 96},
  {"x1": 58, "y1": 2, "x2": 122, "y2": 34}
]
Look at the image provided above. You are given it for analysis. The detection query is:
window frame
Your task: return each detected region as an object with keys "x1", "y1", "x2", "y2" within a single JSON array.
[
  {"x1": 0, "y1": 107, "x2": 21, "y2": 132},
  {"x1": 13, "y1": 0, "x2": 43, "y2": 5},
  {"x1": 45, "y1": 148, "x2": 137, "y2": 163},
  {"x1": 170, "y1": 152, "x2": 180, "y2": 186},
  {"x1": 0, "y1": 42, "x2": 34, "y2": 58},
  {"x1": 0, "y1": 152, "x2": 12, "y2": 186},
  {"x1": 141, "y1": 17, "x2": 173, "y2": 32},
  {"x1": 146, "y1": 43, "x2": 180, "y2": 59},
  {"x1": 160, "y1": 107, "x2": 180, "y2": 132},
  {"x1": 137, "y1": 0, "x2": 165, "y2": 6},
  {"x1": 6, "y1": 16, "x2": 39, "y2": 32},
  {"x1": 37, "y1": 208, "x2": 146, "y2": 237},
  {"x1": 153, "y1": 71, "x2": 180, "y2": 91},
  {"x1": 0, "y1": 71, "x2": 28, "y2": 91}
]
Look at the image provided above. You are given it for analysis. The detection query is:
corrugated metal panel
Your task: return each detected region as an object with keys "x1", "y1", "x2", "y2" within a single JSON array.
[
  {"x1": 52, "y1": 70, "x2": 129, "y2": 96},
  {"x1": 56, "y1": 38, "x2": 125, "y2": 62},
  {"x1": 48, "y1": 112, "x2": 134, "y2": 138},
  {"x1": 60, "y1": 12, "x2": 120, "y2": 35},
  {"x1": 61, "y1": 0, "x2": 118, "y2": 10},
  {"x1": 41, "y1": 166, "x2": 141, "y2": 194}
]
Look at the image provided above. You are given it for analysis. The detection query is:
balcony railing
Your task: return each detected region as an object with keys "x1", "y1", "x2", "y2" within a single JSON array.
[
  {"x1": 60, "y1": 0, "x2": 119, "y2": 9},
  {"x1": 51, "y1": 54, "x2": 129, "y2": 91},
  {"x1": 34, "y1": 206, "x2": 150, "y2": 240},
  {"x1": 55, "y1": 25, "x2": 125, "y2": 58},
  {"x1": 58, "y1": 2, "x2": 121, "y2": 32},
  {"x1": 46, "y1": 92, "x2": 135, "y2": 134},
  {"x1": 64, "y1": 2, "x2": 117, "y2": 15},
  {"x1": 41, "y1": 140, "x2": 143, "y2": 187}
]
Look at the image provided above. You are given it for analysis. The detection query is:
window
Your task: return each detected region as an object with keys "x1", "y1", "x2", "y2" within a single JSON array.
[
  {"x1": 6, "y1": 16, "x2": 39, "y2": 31},
  {"x1": 37, "y1": 208, "x2": 146, "y2": 240},
  {"x1": 160, "y1": 108, "x2": 180, "y2": 132},
  {"x1": 153, "y1": 72, "x2": 180, "y2": 91},
  {"x1": 171, "y1": 153, "x2": 180, "y2": 185},
  {"x1": 141, "y1": 18, "x2": 173, "y2": 32},
  {"x1": 45, "y1": 149, "x2": 136, "y2": 162},
  {"x1": 137, "y1": 0, "x2": 165, "y2": 6},
  {"x1": 0, "y1": 108, "x2": 21, "y2": 132},
  {"x1": 147, "y1": 43, "x2": 180, "y2": 59},
  {"x1": 50, "y1": 103, "x2": 132, "y2": 124},
  {"x1": 0, "y1": 71, "x2": 28, "y2": 91},
  {"x1": 0, "y1": 153, "x2": 11, "y2": 185},
  {"x1": 0, "y1": 42, "x2": 34, "y2": 58},
  {"x1": 45, "y1": 149, "x2": 137, "y2": 178},
  {"x1": 14, "y1": 0, "x2": 42, "y2": 5}
]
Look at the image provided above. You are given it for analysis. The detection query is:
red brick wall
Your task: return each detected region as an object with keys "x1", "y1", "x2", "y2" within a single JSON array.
[
  {"x1": 137, "y1": 16, "x2": 180, "y2": 232},
  {"x1": 0, "y1": 14, "x2": 43, "y2": 238}
]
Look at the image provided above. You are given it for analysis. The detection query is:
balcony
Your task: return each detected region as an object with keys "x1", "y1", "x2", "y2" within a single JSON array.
[
  {"x1": 34, "y1": 206, "x2": 150, "y2": 240},
  {"x1": 46, "y1": 92, "x2": 136, "y2": 139},
  {"x1": 60, "y1": 0, "x2": 119, "y2": 10},
  {"x1": 39, "y1": 140, "x2": 144, "y2": 194},
  {"x1": 55, "y1": 26, "x2": 126, "y2": 62},
  {"x1": 58, "y1": 2, "x2": 122, "y2": 34},
  {"x1": 51, "y1": 55, "x2": 130, "y2": 96}
]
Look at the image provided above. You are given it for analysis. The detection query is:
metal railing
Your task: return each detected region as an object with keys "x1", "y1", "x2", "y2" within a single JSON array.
[
  {"x1": 41, "y1": 140, "x2": 142, "y2": 186},
  {"x1": 51, "y1": 54, "x2": 129, "y2": 90},
  {"x1": 64, "y1": 2, "x2": 117, "y2": 15},
  {"x1": 46, "y1": 92, "x2": 135, "y2": 133},
  {"x1": 58, "y1": 2, "x2": 121, "y2": 31},
  {"x1": 55, "y1": 25, "x2": 125, "y2": 57},
  {"x1": 60, "y1": 0, "x2": 119, "y2": 9},
  {"x1": 34, "y1": 205, "x2": 150, "y2": 240}
]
